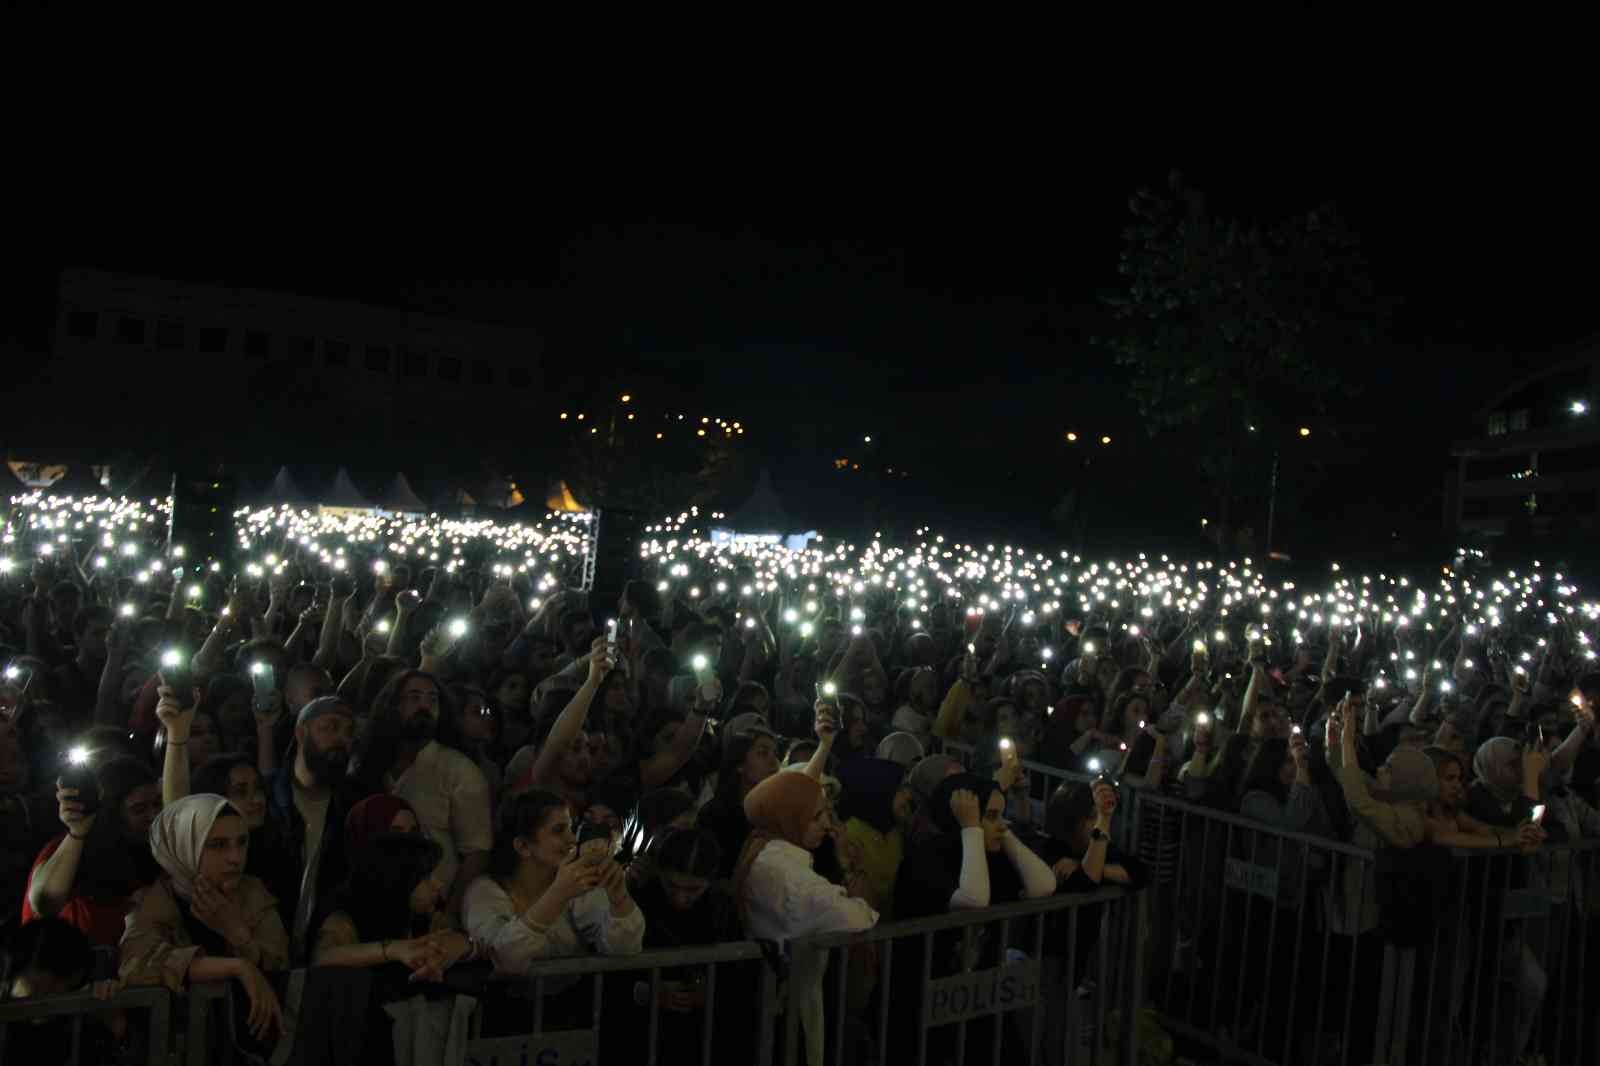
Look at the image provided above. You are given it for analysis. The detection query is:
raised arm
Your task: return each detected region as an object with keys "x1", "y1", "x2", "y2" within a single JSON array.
[{"x1": 525, "y1": 637, "x2": 610, "y2": 789}]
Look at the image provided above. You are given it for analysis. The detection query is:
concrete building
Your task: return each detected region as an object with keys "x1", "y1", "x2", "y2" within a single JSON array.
[
  {"x1": 1447, "y1": 340, "x2": 1600, "y2": 539},
  {"x1": 49, "y1": 268, "x2": 541, "y2": 457}
]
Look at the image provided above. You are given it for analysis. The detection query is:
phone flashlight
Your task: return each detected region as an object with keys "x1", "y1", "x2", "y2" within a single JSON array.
[
  {"x1": 1087, "y1": 757, "x2": 1102, "y2": 773},
  {"x1": 692, "y1": 654, "x2": 709, "y2": 673},
  {"x1": 448, "y1": 618, "x2": 468, "y2": 639},
  {"x1": 822, "y1": 681, "x2": 837, "y2": 697},
  {"x1": 606, "y1": 618, "x2": 619, "y2": 657},
  {"x1": 1292, "y1": 724, "x2": 1303, "y2": 735},
  {"x1": 1195, "y1": 712, "x2": 1211, "y2": 727},
  {"x1": 119, "y1": 603, "x2": 135, "y2": 618},
  {"x1": 3, "y1": 665, "x2": 18, "y2": 680},
  {"x1": 376, "y1": 619, "x2": 392, "y2": 634},
  {"x1": 1193, "y1": 639, "x2": 1206, "y2": 653},
  {"x1": 999, "y1": 737, "x2": 1013, "y2": 752},
  {"x1": 1531, "y1": 804, "x2": 1547, "y2": 825}
]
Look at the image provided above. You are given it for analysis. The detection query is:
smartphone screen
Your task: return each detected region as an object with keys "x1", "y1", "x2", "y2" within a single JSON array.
[{"x1": 1531, "y1": 804, "x2": 1546, "y2": 825}]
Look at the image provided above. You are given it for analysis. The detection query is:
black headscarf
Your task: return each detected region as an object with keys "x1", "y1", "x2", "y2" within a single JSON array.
[
  {"x1": 835, "y1": 757, "x2": 906, "y2": 835},
  {"x1": 895, "y1": 773, "x2": 1021, "y2": 920}
]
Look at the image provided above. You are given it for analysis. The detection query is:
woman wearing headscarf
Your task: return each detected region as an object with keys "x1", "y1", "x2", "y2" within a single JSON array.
[
  {"x1": 1462, "y1": 737, "x2": 1552, "y2": 1065},
  {"x1": 1467, "y1": 735, "x2": 1544, "y2": 830},
  {"x1": 119, "y1": 794, "x2": 288, "y2": 1043},
  {"x1": 890, "y1": 773, "x2": 1054, "y2": 1066},
  {"x1": 834, "y1": 757, "x2": 913, "y2": 918},
  {"x1": 734, "y1": 770, "x2": 877, "y2": 1066}
]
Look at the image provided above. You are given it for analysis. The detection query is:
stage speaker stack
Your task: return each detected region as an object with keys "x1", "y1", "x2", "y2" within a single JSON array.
[{"x1": 168, "y1": 470, "x2": 237, "y2": 565}]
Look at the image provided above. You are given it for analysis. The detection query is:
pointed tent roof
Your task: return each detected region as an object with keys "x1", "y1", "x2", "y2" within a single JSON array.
[
  {"x1": 379, "y1": 472, "x2": 428, "y2": 513},
  {"x1": 545, "y1": 479, "x2": 585, "y2": 513},
  {"x1": 323, "y1": 468, "x2": 371, "y2": 509},
  {"x1": 265, "y1": 466, "x2": 306, "y2": 504},
  {"x1": 731, "y1": 469, "x2": 791, "y2": 533},
  {"x1": 48, "y1": 465, "x2": 108, "y2": 498}
]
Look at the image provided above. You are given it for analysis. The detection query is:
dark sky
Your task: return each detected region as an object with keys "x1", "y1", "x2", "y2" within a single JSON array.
[{"x1": 7, "y1": 148, "x2": 1598, "y2": 552}]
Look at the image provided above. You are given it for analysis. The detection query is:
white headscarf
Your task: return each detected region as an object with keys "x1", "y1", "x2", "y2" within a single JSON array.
[{"x1": 149, "y1": 793, "x2": 233, "y2": 901}]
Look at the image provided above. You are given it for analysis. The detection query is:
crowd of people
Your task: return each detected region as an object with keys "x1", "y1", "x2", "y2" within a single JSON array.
[{"x1": 0, "y1": 494, "x2": 1595, "y2": 1066}]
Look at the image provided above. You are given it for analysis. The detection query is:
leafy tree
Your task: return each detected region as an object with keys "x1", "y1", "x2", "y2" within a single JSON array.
[{"x1": 1104, "y1": 171, "x2": 1377, "y2": 549}]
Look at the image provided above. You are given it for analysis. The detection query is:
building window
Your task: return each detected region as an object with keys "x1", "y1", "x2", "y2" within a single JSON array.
[
  {"x1": 197, "y1": 327, "x2": 229, "y2": 354},
  {"x1": 244, "y1": 330, "x2": 272, "y2": 358},
  {"x1": 1509, "y1": 408, "x2": 1530, "y2": 433},
  {"x1": 155, "y1": 320, "x2": 186, "y2": 350},
  {"x1": 401, "y1": 347, "x2": 429, "y2": 378},
  {"x1": 116, "y1": 316, "x2": 147, "y2": 345},
  {"x1": 365, "y1": 345, "x2": 392, "y2": 372},
  {"x1": 471, "y1": 361, "x2": 494, "y2": 386},
  {"x1": 508, "y1": 367, "x2": 531, "y2": 388},
  {"x1": 437, "y1": 356, "x2": 462, "y2": 382},
  {"x1": 324, "y1": 339, "x2": 350, "y2": 367},
  {"x1": 1487, "y1": 412, "x2": 1507, "y2": 437},
  {"x1": 65, "y1": 310, "x2": 99, "y2": 339}
]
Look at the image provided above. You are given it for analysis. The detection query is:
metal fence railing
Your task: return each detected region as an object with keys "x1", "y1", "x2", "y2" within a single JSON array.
[
  {"x1": 460, "y1": 941, "x2": 777, "y2": 1066},
  {"x1": 783, "y1": 886, "x2": 1142, "y2": 1066},
  {"x1": 1121, "y1": 786, "x2": 1600, "y2": 1066},
  {"x1": 0, "y1": 984, "x2": 172, "y2": 1066}
]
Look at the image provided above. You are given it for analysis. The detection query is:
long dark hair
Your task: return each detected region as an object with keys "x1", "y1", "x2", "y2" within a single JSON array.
[
  {"x1": 1240, "y1": 737, "x2": 1292, "y2": 808},
  {"x1": 488, "y1": 790, "x2": 569, "y2": 882},
  {"x1": 323, "y1": 833, "x2": 442, "y2": 945},
  {"x1": 351, "y1": 669, "x2": 460, "y2": 791},
  {"x1": 76, "y1": 756, "x2": 161, "y2": 899},
  {"x1": 708, "y1": 734, "x2": 759, "y2": 814},
  {"x1": 654, "y1": 828, "x2": 721, "y2": 880}
]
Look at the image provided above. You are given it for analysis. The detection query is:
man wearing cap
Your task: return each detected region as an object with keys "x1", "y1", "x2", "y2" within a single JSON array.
[{"x1": 262, "y1": 694, "x2": 368, "y2": 962}]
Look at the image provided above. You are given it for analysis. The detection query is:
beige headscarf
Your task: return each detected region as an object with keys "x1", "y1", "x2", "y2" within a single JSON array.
[
  {"x1": 149, "y1": 793, "x2": 234, "y2": 901},
  {"x1": 732, "y1": 772, "x2": 823, "y2": 916}
]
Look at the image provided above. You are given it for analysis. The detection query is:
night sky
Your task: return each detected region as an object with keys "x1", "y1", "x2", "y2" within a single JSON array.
[{"x1": 7, "y1": 149, "x2": 1598, "y2": 559}]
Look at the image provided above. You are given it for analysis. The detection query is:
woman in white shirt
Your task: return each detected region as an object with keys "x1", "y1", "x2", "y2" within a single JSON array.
[
  {"x1": 463, "y1": 789, "x2": 643, "y2": 1030},
  {"x1": 733, "y1": 770, "x2": 877, "y2": 1066}
]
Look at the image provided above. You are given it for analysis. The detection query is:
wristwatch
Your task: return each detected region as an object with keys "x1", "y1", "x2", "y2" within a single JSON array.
[{"x1": 1089, "y1": 826, "x2": 1109, "y2": 843}]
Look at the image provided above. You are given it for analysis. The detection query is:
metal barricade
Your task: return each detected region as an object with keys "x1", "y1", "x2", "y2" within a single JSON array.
[
  {"x1": 783, "y1": 886, "x2": 1143, "y2": 1066},
  {"x1": 0, "y1": 984, "x2": 173, "y2": 1066},
  {"x1": 1124, "y1": 786, "x2": 1600, "y2": 1066},
  {"x1": 1374, "y1": 838, "x2": 1600, "y2": 1066},
  {"x1": 460, "y1": 941, "x2": 776, "y2": 1066},
  {"x1": 1127, "y1": 788, "x2": 1382, "y2": 1066}
]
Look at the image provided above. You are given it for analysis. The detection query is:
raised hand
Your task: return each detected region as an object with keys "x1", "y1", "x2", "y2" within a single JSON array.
[{"x1": 949, "y1": 788, "x2": 981, "y2": 829}]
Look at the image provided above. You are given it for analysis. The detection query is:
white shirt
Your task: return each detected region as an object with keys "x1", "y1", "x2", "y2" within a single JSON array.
[
  {"x1": 741, "y1": 839, "x2": 878, "y2": 945},
  {"x1": 462, "y1": 876, "x2": 644, "y2": 981},
  {"x1": 391, "y1": 741, "x2": 493, "y2": 893}
]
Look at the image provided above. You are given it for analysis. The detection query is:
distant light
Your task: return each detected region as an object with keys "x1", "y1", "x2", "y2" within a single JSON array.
[
  {"x1": 655, "y1": 432, "x2": 664, "y2": 440},
  {"x1": 1573, "y1": 400, "x2": 1589, "y2": 415},
  {"x1": 1299, "y1": 426, "x2": 1311, "y2": 437},
  {"x1": 697, "y1": 429, "x2": 706, "y2": 437},
  {"x1": 1065, "y1": 432, "x2": 1077, "y2": 442},
  {"x1": 1100, "y1": 435, "x2": 1111, "y2": 445},
  {"x1": 560, "y1": 412, "x2": 568, "y2": 420},
  {"x1": 864, "y1": 435, "x2": 872, "y2": 443},
  {"x1": 576, "y1": 413, "x2": 585, "y2": 421},
  {"x1": 620, "y1": 393, "x2": 631, "y2": 403}
]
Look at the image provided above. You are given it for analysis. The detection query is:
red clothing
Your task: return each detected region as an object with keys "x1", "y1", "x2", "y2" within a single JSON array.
[{"x1": 20, "y1": 835, "x2": 136, "y2": 948}]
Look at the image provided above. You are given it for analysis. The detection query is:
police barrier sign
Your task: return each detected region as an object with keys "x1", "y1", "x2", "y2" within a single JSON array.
[
  {"x1": 924, "y1": 961, "x2": 1041, "y2": 1026},
  {"x1": 463, "y1": 1029, "x2": 596, "y2": 1066}
]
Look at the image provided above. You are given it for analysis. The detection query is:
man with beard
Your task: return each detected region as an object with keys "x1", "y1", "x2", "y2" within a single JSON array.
[
  {"x1": 351, "y1": 669, "x2": 492, "y2": 927},
  {"x1": 263, "y1": 694, "x2": 366, "y2": 962}
]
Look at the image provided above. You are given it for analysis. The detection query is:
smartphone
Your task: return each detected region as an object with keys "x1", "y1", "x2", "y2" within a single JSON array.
[
  {"x1": 249, "y1": 662, "x2": 276, "y2": 712},
  {"x1": 1531, "y1": 804, "x2": 1547, "y2": 826},
  {"x1": 59, "y1": 746, "x2": 102, "y2": 817},
  {"x1": 576, "y1": 821, "x2": 611, "y2": 865},
  {"x1": 159, "y1": 649, "x2": 195, "y2": 711},
  {"x1": 606, "y1": 618, "x2": 619, "y2": 660}
]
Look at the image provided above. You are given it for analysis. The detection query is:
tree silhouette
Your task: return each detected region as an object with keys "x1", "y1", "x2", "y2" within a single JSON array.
[{"x1": 1103, "y1": 171, "x2": 1378, "y2": 545}]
